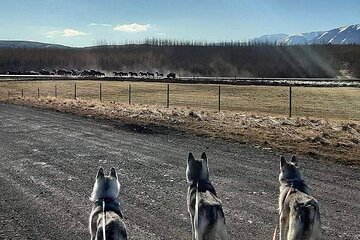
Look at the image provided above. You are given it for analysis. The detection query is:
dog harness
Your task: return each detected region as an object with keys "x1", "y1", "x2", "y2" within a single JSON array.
[
  {"x1": 92, "y1": 197, "x2": 124, "y2": 240},
  {"x1": 273, "y1": 179, "x2": 311, "y2": 240}
]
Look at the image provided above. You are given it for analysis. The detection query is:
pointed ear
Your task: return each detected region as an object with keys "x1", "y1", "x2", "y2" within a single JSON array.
[
  {"x1": 201, "y1": 152, "x2": 207, "y2": 162},
  {"x1": 188, "y1": 152, "x2": 195, "y2": 163},
  {"x1": 290, "y1": 156, "x2": 298, "y2": 165},
  {"x1": 110, "y1": 167, "x2": 117, "y2": 179},
  {"x1": 96, "y1": 167, "x2": 104, "y2": 179},
  {"x1": 280, "y1": 156, "x2": 287, "y2": 169}
]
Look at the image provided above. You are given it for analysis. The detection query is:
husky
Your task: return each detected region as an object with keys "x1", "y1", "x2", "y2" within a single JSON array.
[
  {"x1": 186, "y1": 152, "x2": 227, "y2": 240},
  {"x1": 89, "y1": 167, "x2": 127, "y2": 240},
  {"x1": 278, "y1": 156, "x2": 321, "y2": 240}
]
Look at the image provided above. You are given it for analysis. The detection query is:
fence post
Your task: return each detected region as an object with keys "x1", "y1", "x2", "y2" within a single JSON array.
[
  {"x1": 99, "y1": 83, "x2": 102, "y2": 101},
  {"x1": 55, "y1": 84, "x2": 57, "y2": 98},
  {"x1": 37, "y1": 87, "x2": 40, "y2": 99},
  {"x1": 218, "y1": 85, "x2": 221, "y2": 112},
  {"x1": 128, "y1": 84, "x2": 131, "y2": 105},
  {"x1": 289, "y1": 86, "x2": 292, "y2": 118},
  {"x1": 166, "y1": 84, "x2": 170, "y2": 108},
  {"x1": 21, "y1": 89, "x2": 24, "y2": 98},
  {"x1": 74, "y1": 83, "x2": 77, "y2": 100}
]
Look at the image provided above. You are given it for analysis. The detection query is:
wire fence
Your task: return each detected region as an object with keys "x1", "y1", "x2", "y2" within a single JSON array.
[{"x1": 0, "y1": 80, "x2": 359, "y2": 122}]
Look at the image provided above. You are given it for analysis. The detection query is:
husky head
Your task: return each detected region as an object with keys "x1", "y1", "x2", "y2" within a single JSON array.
[
  {"x1": 90, "y1": 167, "x2": 120, "y2": 201},
  {"x1": 279, "y1": 156, "x2": 303, "y2": 183},
  {"x1": 186, "y1": 152, "x2": 210, "y2": 183}
]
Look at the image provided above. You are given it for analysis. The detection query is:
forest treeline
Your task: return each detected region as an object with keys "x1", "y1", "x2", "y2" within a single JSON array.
[{"x1": 0, "y1": 41, "x2": 359, "y2": 78}]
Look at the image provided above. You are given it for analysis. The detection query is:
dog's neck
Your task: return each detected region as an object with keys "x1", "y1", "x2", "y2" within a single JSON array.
[
  {"x1": 93, "y1": 197, "x2": 119, "y2": 205},
  {"x1": 92, "y1": 197, "x2": 123, "y2": 219},
  {"x1": 189, "y1": 179, "x2": 217, "y2": 196},
  {"x1": 281, "y1": 178, "x2": 309, "y2": 194}
]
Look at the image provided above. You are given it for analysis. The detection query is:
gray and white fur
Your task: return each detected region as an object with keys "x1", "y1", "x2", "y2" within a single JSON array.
[
  {"x1": 89, "y1": 167, "x2": 127, "y2": 240},
  {"x1": 186, "y1": 152, "x2": 227, "y2": 240},
  {"x1": 278, "y1": 156, "x2": 321, "y2": 240}
]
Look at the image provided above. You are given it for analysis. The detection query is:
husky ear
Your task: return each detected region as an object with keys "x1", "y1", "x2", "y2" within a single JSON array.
[
  {"x1": 201, "y1": 152, "x2": 207, "y2": 162},
  {"x1": 110, "y1": 167, "x2": 117, "y2": 179},
  {"x1": 188, "y1": 152, "x2": 195, "y2": 163},
  {"x1": 290, "y1": 156, "x2": 298, "y2": 165},
  {"x1": 96, "y1": 167, "x2": 104, "y2": 179},
  {"x1": 280, "y1": 156, "x2": 287, "y2": 169}
]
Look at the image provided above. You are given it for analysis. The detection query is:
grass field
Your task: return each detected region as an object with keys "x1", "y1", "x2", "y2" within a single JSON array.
[{"x1": 0, "y1": 80, "x2": 359, "y2": 122}]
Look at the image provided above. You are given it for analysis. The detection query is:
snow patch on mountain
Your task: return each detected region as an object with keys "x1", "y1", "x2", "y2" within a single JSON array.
[{"x1": 252, "y1": 33, "x2": 288, "y2": 44}]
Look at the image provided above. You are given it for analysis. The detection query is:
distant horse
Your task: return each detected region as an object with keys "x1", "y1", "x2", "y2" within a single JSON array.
[
  {"x1": 89, "y1": 69, "x2": 105, "y2": 77},
  {"x1": 156, "y1": 72, "x2": 164, "y2": 77},
  {"x1": 57, "y1": 69, "x2": 71, "y2": 75},
  {"x1": 129, "y1": 71, "x2": 138, "y2": 77},
  {"x1": 114, "y1": 71, "x2": 128, "y2": 77},
  {"x1": 167, "y1": 72, "x2": 176, "y2": 79},
  {"x1": 139, "y1": 71, "x2": 147, "y2": 77},
  {"x1": 81, "y1": 70, "x2": 91, "y2": 76},
  {"x1": 40, "y1": 69, "x2": 51, "y2": 75},
  {"x1": 121, "y1": 71, "x2": 128, "y2": 77},
  {"x1": 71, "y1": 69, "x2": 80, "y2": 76}
]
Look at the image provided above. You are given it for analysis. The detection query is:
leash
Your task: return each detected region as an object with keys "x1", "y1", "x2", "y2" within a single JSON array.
[
  {"x1": 272, "y1": 186, "x2": 295, "y2": 240},
  {"x1": 102, "y1": 199, "x2": 106, "y2": 240},
  {"x1": 194, "y1": 182, "x2": 200, "y2": 240},
  {"x1": 272, "y1": 225, "x2": 277, "y2": 240}
]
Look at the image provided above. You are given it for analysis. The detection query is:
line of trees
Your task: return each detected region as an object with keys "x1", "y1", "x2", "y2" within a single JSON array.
[{"x1": 0, "y1": 42, "x2": 359, "y2": 78}]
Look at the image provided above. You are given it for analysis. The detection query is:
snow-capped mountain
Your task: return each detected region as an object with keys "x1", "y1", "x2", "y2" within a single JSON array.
[
  {"x1": 253, "y1": 24, "x2": 360, "y2": 45},
  {"x1": 252, "y1": 33, "x2": 288, "y2": 44}
]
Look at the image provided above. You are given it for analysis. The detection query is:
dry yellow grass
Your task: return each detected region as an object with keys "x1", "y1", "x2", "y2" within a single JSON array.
[
  {"x1": 2, "y1": 96, "x2": 359, "y2": 165},
  {"x1": 0, "y1": 80, "x2": 359, "y2": 122}
]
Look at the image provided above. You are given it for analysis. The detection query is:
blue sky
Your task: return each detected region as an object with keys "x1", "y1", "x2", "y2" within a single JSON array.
[{"x1": 0, "y1": 0, "x2": 359, "y2": 47}]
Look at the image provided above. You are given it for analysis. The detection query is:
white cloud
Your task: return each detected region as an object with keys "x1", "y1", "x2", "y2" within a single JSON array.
[
  {"x1": 113, "y1": 23, "x2": 151, "y2": 33},
  {"x1": 63, "y1": 29, "x2": 88, "y2": 37},
  {"x1": 89, "y1": 23, "x2": 112, "y2": 27},
  {"x1": 45, "y1": 29, "x2": 89, "y2": 38}
]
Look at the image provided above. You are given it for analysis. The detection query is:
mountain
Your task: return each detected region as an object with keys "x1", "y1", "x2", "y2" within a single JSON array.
[
  {"x1": 253, "y1": 24, "x2": 360, "y2": 45},
  {"x1": 252, "y1": 33, "x2": 288, "y2": 44},
  {"x1": 0, "y1": 40, "x2": 69, "y2": 49},
  {"x1": 310, "y1": 24, "x2": 360, "y2": 44}
]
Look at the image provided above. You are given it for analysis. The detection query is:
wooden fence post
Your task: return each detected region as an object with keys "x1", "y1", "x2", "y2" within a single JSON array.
[
  {"x1": 37, "y1": 87, "x2": 40, "y2": 98},
  {"x1": 128, "y1": 84, "x2": 131, "y2": 105},
  {"x1": 74, "y1": 83, "x2": 77, "y2": 100},
  {"x1": 289, "y1": 86, "x2": 292, "y2": 118},
  {"x1": 99, "y1": 83, "x2": 102, "y2": 101},
  {"x1": 218, "y1": 85, "x2": 221, "y2": 112},
  {"x1": 166, "y1": 84, "x2": 170, "y2": 108},
  {"x1": 55, "y1": 84, "x2": 57, "y2": 98},
  {"x1": 21, "y1": 89, "x2": 24, "y2": 98}
]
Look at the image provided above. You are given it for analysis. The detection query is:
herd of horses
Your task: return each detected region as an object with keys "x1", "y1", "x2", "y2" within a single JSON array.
[{"x1": 4, "y1": 69, "x2": 176, "y2": 78}]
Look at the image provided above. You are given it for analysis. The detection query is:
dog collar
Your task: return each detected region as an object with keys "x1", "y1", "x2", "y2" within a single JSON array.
[
  {"x1": 282, "y1": 178, "x2": 310, "y2": 193},
  {"x1": 189, "y1": 180, "x2": 217, "y2": 196},
  {"x1": 94, "y1": 197, "x2": 119, "y2": 205}
]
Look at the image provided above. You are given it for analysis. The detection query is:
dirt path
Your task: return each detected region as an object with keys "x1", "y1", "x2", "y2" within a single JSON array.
[{"x1": 0, "y1": 103, "x2": 359, "y2": 239}]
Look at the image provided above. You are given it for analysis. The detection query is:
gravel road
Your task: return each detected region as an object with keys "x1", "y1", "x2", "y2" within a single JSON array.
[{"x1": 0, "y1": 102, "x2": 359, "y2": 240}]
